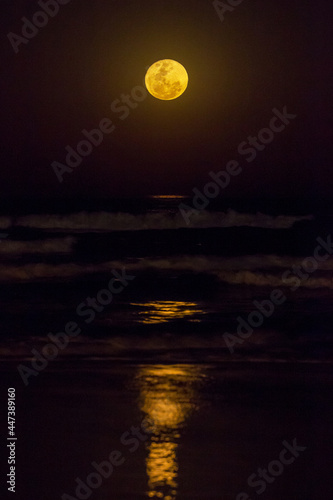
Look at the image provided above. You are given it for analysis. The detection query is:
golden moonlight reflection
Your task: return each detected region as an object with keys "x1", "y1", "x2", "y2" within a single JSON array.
[
  {"x1": 130, "y1": 301, "x2": 205, "y2": 325},
  {"x1": 134, "y1": 365, "x2": 206, "y2": 500}
]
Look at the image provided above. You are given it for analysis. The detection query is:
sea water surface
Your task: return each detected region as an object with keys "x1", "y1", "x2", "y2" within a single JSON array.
[
  {"x1": 0, "y1": 196, "x2": 332, "y2": 364},
  {"x1": 1, "y1": 197, "x2": 333, "y2": 499},
  {"x1": 3, "y1": 361, "x2": 332, "y2": 499}
]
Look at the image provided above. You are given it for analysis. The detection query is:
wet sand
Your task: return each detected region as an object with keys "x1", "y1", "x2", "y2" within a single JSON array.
[{"x1": 2, "y1": 361, "x2": 333, "y2": 500}]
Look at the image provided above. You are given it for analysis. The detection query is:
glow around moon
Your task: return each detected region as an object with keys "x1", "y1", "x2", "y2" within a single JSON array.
[{"x1": 145, "y1": 60, "x2": 188, "y2": 101}]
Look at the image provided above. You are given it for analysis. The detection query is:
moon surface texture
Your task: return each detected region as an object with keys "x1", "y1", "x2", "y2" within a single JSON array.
[{"x1": 145, "y1": 59, "x2": 188, "y2": 101}]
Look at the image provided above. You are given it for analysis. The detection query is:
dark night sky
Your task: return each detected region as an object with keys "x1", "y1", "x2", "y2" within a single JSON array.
[{"x1": 0, "y1": 0, "x2": 332, "y2": 201}]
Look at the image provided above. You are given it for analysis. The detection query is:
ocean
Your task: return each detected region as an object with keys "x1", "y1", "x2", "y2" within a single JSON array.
[
  {"x1": 1, "y1": 196, "x2": 332, "y2": 365},
  {"x1": 1, "y1": 196, "x2": 333, "y2": 500}
]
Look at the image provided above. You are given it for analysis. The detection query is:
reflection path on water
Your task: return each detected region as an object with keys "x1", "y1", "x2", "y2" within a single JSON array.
[
  {"x1": 130, "y1": 301, "x2": 206, "y2": 324},
  {"x1": 134, "y1": 365, "x2": 207, "y2": 500}
]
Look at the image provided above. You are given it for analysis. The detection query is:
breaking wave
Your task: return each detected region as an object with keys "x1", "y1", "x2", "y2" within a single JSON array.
[
  {"x1": 0, "y1": 254, "x2": 332, "y2": 288},
  {"x1": 4, "y1": 210, "x2": 314, "y2": 232},
  {"x1": 0, "y1": 237, "x2": 75, "y2": 255}
]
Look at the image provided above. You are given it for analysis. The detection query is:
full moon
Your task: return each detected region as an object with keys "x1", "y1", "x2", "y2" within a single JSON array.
[{"x1": 145, "y1": 59, "x2": 188, "y2": 101}]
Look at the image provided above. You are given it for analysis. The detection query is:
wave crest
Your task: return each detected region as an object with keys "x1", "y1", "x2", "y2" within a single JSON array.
[
  {"x1": 0, "y1": 237, "x2": 75, "y2": 256},
  {"x1": 0, "y1": 254, "x2": 332, "y2": 288},
  {"x1": 10, "y1": 210, "x2": 314, "y2": 232}
]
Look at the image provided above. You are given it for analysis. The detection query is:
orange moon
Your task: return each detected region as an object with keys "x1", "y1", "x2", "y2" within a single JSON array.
[{"x1": 145, "y1": 59, "x2": 188, "y2": 100}]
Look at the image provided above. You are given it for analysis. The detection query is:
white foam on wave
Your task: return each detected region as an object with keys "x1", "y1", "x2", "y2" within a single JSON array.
[
  {"x1": 9, "y1": 210, "x2": 314, "y2": 232},
  {"x1": 0, "y1": 254, "x2": 332, "y2": 288},
  {"x1": 0, "y1": 236, "x2": 75, "y2": 256}
]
